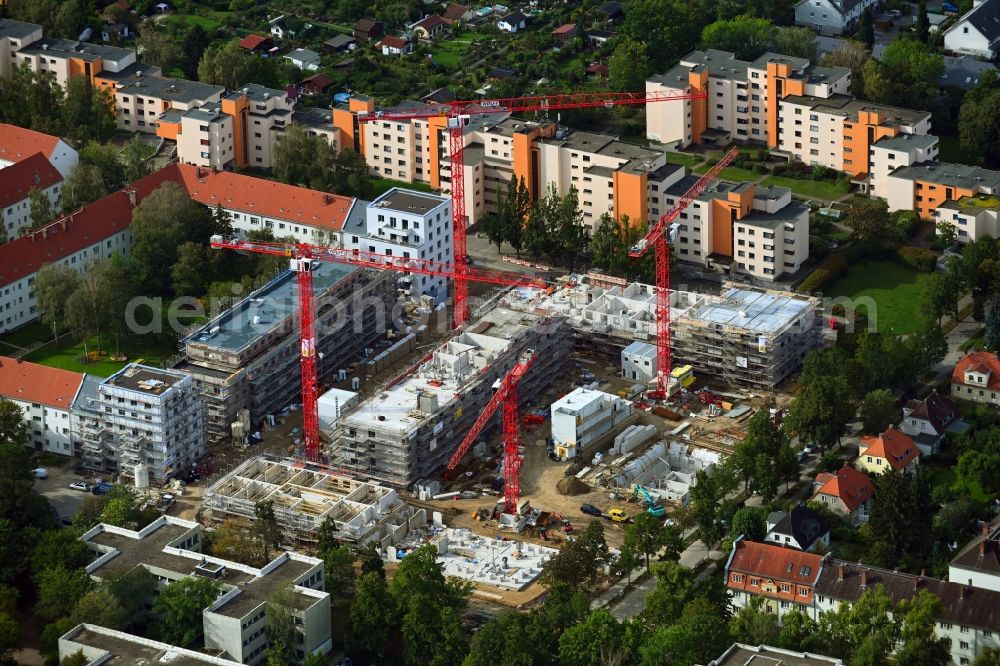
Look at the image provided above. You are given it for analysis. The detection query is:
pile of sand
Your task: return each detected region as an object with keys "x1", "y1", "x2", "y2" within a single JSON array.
[{"x1": 556, "y1": 476, "x2": 591, "y2": 496}]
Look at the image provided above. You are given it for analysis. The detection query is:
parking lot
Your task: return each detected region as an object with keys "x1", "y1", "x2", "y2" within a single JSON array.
[{"x1": 33, "y1": 463, "x2": 91, "y2": 522}]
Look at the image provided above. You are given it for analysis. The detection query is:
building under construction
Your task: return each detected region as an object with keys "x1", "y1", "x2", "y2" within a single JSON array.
[
  {"x1": 176, "y1": 264, "x2": 395, "y2": 445},
  {"x1": 500, "y1": 278, "x2": 830, "y2": 390},
  {"x1": 202, "y1": 456, "x2": 425, "y2": 548},
  {"x1": 328, "y1": 307, "x2": 572, "y2": 488}
]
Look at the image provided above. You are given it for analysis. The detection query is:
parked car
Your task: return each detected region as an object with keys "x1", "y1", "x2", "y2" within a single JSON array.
[
  {"x1": 69, "y1": 481, "x2": 91, "y2": 492},
  {"x1": 91, "y1": 481, "x2": 113, "y2": 495},
  {"x1": 32, "y1": 468, "x2": 48, "y2": 479},
  {"x1": 886, "y1": 8, "x2": 902, "y2": 17},
  {"x1": 580, "y1": 503, "x2": 602, "y2": 517}
]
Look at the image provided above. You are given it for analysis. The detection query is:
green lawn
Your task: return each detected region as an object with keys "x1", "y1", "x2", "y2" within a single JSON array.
[
  {"x1": 825, "y1": 259, "x2": 933, "y2": 334},
  {"x1": 24, "y1": 334, "x2": 176, "y2": 377},
  {"x1": 925, "y1": 464, "x2": 993, "y2": 503},
  {"x1": 431, "y1": 31, "x2": 489, "y2": 71},
  {"x1": 163, "y1": 13, "x2": 221, "y2": 31},
  {"x1": 693, "y1": 164, "x2": 760, "y2": 182},
  {"x1": 664, "y1": 152, "x2": 704, "y2": 168},
  {"x1": 829, "y1": 228, "x2": 852, "y2": 242},
  {"x1": 372, "y1": 177, "x2": 434, "y2": 197},
  {"x1": 763, "y1": 175, "x2": 851, "y2": 200}
]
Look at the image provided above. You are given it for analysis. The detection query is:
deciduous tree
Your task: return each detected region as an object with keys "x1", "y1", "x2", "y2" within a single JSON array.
[
  {"x1": 348, "y1": 572, "x2": 394, "y2": 657},
  {"x1": 28, "y1": 188, "x2": 55, "y2": 231},
  {"x1": 153, "y1": 577, "x2": 222, "y2": 646},
  {"x1": 730, "y1": 506, "x2": 766, "y2": 542},
  {"x1": 35, "y1": 565, "x2": 91, "y2": 622},
  {"x1": 860, "y1": 389, "x2": 897, "y2": 435},
  {"x1": 61, "y1": 164, "x2": 108, "y2": 212},
  {"x1": 557, "y1": 609, "x2": 629, "y2": 666},
  {"x1": 35, "y1": 262, "x2": 82, "y2": 344},
  {"x1": 701, "y1": 15, "x2": 775, "y2": 61}
]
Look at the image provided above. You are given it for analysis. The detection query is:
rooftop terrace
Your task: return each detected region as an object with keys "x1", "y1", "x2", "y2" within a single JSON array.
[{"x1": 103, "y1": 364, "x2": 187, "y2": 395}]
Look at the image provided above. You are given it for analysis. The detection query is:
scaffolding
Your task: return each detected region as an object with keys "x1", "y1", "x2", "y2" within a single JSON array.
[{"x1": 328, "y1": 307, "x2": 573, "y2": 488}]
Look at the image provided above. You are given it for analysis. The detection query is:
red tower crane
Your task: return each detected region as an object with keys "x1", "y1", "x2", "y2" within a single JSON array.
[
  {"x1": 208, "y1": 236, "x2": 548, "y2": 462},
  {"x1": 446, "y1": 349, "x2": 537, "y2": 513},
  {"x1": 356, "y1": 88, "x2": 708, "y2": 329},
  {"x1": 628, "y1": 147, "x2": 739, "y2": 399}
]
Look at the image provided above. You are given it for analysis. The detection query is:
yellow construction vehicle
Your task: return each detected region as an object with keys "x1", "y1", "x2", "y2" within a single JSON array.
[{"x1": 607, "y1": 508, "x2": 630, "y2": 523}]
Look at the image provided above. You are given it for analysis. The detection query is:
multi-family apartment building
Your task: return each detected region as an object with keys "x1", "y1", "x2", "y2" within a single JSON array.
[
  {"x1": 726, "y1": 538, "x2": 1000, "y2": 665},
  {"x1": 176, "y1": 264, "x2": 394, "y2": 446},
  {"x1": 0, "y1": 122, "x2": 79, "y2": 178},
  {"x1": 0, "y1": 165, "x2": 178, "y2": 334},
  {"x1": 775, "y1": 94, "x2": 932, "y2": 178},
  {"x1": 646, "y1": 50, "x2": 852, "y2": 148},
  {"x1": 653, "y1": 170, "x2": 810, "y2": 280},
  {"x1": 358, "y1": 105, "x2": 676, "y2": 231},
  {"x1": 60, "y1": 624, "x2": 243, "y2": 666},
  {"x1": 158, "y1": 84, "x2": 295, "y2": 170},
  {"x1": 5, "y1": 30, "x2": 135, "y2": 89},
  {"x1": 867, "y1": 134, "x2": 939, "y2": 200},
  {"x1": 0, "y1": 356, "x2": 84, "y2": 456},
  {"x1": 0, "y1": 152, "x2": 62, "y2": 238},
  {"x1": 342, "y1": 188, "x2": 453, "y2": 298},
  {"x1": 74, "y1": 364, "x2": 206, "y2": 484},
  {"x1": 81, "y1": 516, "x2": 332, "y2": 664},
  {"x1": 886, "y1": 161, "x2": 1000, "y2": 241},
  {"x1": 0, "y1": 18, "x2": 42, "y2": 80},
  {"x1": 173, "y1": 163, "x2": 358, "y2": 245}
]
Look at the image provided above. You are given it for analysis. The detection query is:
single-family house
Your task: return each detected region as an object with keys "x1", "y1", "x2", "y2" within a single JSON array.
[
  {"x1": 422, "y1": 87, "x2": 456, "y2": 103},
  {"x1": 813, "y1": 467, "x2": 873, "y2": 526},
  {"x1": 413, "y1": 15, "x2": 449, "y2": 41},
  {"x1": 598, "y1": 1, "x2": 624, "y2": 22},
  {"x1": 488, "y1": 67, "x2": 518, "y2": 80},
  {"x1": 856, "y1": 427, "x2": 921, "y2": 475},
  {"x1": 298, "y1": 72, "x2": 334, "y2": 95},
  {"x1": 940, "y1": 55, "x2": 996, "y2": 90},
  {"x1": 354, "y1": 18, "x2": 384, "y2": 41},
  {"x1": 586, "y1": 62, "x2": 609, "y2": 78},
  {"x1": 238, "y1": 34, "x2": 274, "y2": 53},
  {"x1": 284, "y1": 47, "x2": 321, "y2": 72},
  {"x1": 497, "y1": 10, "x2": 527, "y2": 33},
  {"x1": 944, "y1": 0, "x2": 1000, "y2": 59},
  {"x1": 552, "y1": 23, "x2": 577, "y2": 42},
  {"x1": 765, "y1": 505, "x2": 831, "y2": 552},
  {"x1": 323, "y1": 34, "x2": 356, "y2": 53},
  {"x1": 794, "y1": 0, "x2": 881, "y2": 36},
  {"x1": 587, "y1": 28, "x2": 614, "y2": 49},
  {"x1": 952, "y1": 350, "x2": 1000, "y2": 405},
  {"x1": 381, "y1": 36, "x2": 413, "y2": 56},
  {"x1": 269, "y1": 15, "x2": 308, "y2": 40},
  {"x1": 100, "y1": 22, "x2": 130, "y2": 42},
  {"x1": 900, "y1": 391, "x2": 962, "y2": 455},
  {"x1": 443, "y1": 3, "x2": 473, "y2": 24}
]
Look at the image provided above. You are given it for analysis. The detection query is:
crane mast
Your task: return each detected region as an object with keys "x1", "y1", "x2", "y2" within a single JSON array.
[{"x1": 629, "y1": 147, "x2": 740, "y2": 398}]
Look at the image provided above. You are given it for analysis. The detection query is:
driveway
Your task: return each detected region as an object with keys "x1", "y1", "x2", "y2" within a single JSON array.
[{"x1": 34, "y1": 463, "x2": 90, "y2": 521}]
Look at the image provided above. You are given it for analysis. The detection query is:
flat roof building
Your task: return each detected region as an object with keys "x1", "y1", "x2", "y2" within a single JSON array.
[
  {"x1": 330, "y1": 307, "x2": 572, "y2": 486},
  {"x1": 81, "y1": 516, "x2": 332, "y2": 665},
  {"x1": 178, "y1": 264, "x2": 394, "y2": 446},
  {"x1": 59, "y1": 624, "x2": 243, "y2": 666}
]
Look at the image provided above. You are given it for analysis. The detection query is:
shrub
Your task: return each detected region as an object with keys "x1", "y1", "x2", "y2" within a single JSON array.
[
  {"x1": 798, "y1": 252, "x2": 849, "y2": 293},
  {"x1": 892, "y1": 210, "x2": 921, "y2": 237},
  {"x1": 754, "y1": 163, "x2": 769, "y2": 175},
  {"x1": 896, "y1": 246, "x2": 937, "y2": 273}
]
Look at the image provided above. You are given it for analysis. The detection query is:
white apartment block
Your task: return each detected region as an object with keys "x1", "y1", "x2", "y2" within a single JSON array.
[
  {"x1": 174, "y1": 104, "x2": 237, "y2": 170},
  {"x1": 10, "y1": 36, "x2": 134, "y2": 89},
  {"x1": 551, "y1": 387, "x2": 633, "y2": 459},
  {"x1": 776, "y1": 95, "x2": 933, "y2": 177},
  {"x1": 867, "y1": 134, "x2": 940, "y2": 200},
  {"x1": 343, "y1": 188, "x2": 453, "y2": 298},
  {"x1": 0, "y1": 19, "x2": 43, "y2": 80},
  {"x1": 81, "y1": 516, "x2": 333, "y2": 665},
  {"x1": 76, "y1": 364, "x2": 206, "y2": 485},
  {"x1": 0, "y1": 122, "x2": 79, "y2": 178},
  {"x1": 99, "y1": 65, "x2": 225, "y2": 135},
  {"x1": 886, "y1": 162, "x2": 1000, "y2": 231},
  {"x1": 646, "y1": 50, "x2": 851, "y2": 148},
  {"x1": 0, "y1": 152, "x2": 63, "y2": 238},
  {"x1": 0, "y1": 356, "x2": 84, "y2": 456},
  {"x1": 0, "y1": 166, "x2": 179, "y2": 334}
]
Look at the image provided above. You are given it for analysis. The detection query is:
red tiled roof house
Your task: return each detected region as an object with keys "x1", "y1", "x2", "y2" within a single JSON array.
[
  {"x1": 813, "y1": 467, "x2": 873, "y2": 526},
  {"x1": 856, "y1": 427, "x2": 921, "y2": 474},
  {"x1": 953, "y1": 351, "x2": 1000, "y2": 405},
  {"x1": 725, "y1": 537, "x2": 824, "y2": 618},
  {"x1": 0, "y1": 356, "x2": 84, "y2": 456}
]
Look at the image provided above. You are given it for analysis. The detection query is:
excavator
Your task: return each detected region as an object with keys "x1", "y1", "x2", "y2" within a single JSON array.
[{"x1": 633, "y1": 483, "x2": 667, "y2": 518}]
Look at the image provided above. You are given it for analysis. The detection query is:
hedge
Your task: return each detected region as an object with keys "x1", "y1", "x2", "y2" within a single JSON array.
[
  {"x1": 798, "y1": 252, "x2": 849, "y2": 293},
  {"x1": 896, "y1": 246, "x2": 937, "y2": 273}
]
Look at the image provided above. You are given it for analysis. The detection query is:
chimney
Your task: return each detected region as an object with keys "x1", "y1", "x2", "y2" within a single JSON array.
[
  {"x1": 60, "y1": 217, "x2": 67, "y2": 231},
  {"x1": 127, "y1": 188, "x2": 137, "y2": 208},
  {"x1": 961, "y1": 579, "x2": 973, "y2": 600},
  {"x1": 837, "y1": 563, "x2": 845, "y2": 582},
  {"x1": 981, "y1": 540, "x2": 987, "y2": 557},
  {"x1": 41, "y1": 228, "x2": 47, "y2": 240},
  {"x1": 860, "y1": 569, "x2": 868, "y2": 589},
  {"x1": 983, "y1": 522, "x2": 990, "y2": 537}
]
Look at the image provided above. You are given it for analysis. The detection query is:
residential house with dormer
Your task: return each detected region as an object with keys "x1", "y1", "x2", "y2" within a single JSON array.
[
  {"x1": 953, "y1": 351, "x2": 1000, "y2": 405},
  {"x1": 944, "y1": 0, "x2": 1000, "y2": 59},
  {"x1": 856, "y1": 427, "x2": 921, "y2": 475},
  {"x1": 812, "y1": 467, "x2": 873, "y2": 526},
  {"x1": 950, "y1": 518, "x2": 1000, "y2": 593},
  {"x1": 765, "y1": 505, "x2": 831, "y2": 552},
  {"x1": 900, "y1": 391, "x2": 962, "y2": 455}
]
